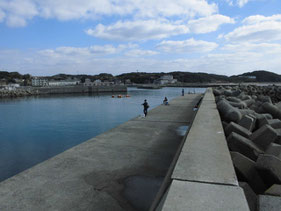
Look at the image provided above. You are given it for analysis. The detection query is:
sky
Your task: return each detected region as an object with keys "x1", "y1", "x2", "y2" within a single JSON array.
[{"x1": 0, "y1": 0, "x2": 281, "y2": 76}]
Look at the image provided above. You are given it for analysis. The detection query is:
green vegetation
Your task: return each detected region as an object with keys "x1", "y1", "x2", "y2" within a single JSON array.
[{"x1": 1, "y1": 70, "x2": 281, "y2": 85}]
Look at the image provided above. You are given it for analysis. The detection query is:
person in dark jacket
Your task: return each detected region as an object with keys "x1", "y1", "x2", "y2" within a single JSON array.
[
  {"x1": 142, "y1": 99, "x2": 149, "y2": 117},
  {"x1": 163, "y1": 97, "x2": 168, "y2": 105}
]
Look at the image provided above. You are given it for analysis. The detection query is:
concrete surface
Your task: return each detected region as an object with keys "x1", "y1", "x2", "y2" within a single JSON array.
[
  {"x1": 0, "y1": 94, "x2": 201, "y2": 211},
  {"x1": 258, "y1": 195, "x2": 281, "y2": 211},
  {"x1": 158, "y1": 88, "x2": 249, "y2": 211},
  {"x1": 265, "y1": 184, "x2": 281, "y2": 196},
  {"x1": 161, "y1": 180, "x2": 249, "y2": 211},
  {"x1": 172, "y1": 89, "x2": 238, "y2": 186}
]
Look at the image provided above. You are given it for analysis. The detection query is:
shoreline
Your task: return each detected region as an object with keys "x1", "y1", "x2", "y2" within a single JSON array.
[{"x1": 0, "y1": 85, "x2": 127, "y2": 99}]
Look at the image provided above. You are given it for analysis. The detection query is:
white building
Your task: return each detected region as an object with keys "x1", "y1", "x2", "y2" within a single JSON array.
[
  {"x1": 48, "y1": 79, "x2": 80, "y2": 86},
  {"x1": 4, "y1": 83, "x2": 20, "y2": 90},
  {"x1": 93, "y1": 79, "x2": 102, "y2": 86},
  {"x1": 32, "y1": 77, "x2": 49, "y2": 87},
  {"x1": 84, "y1": 78, "x2": 93, "y2": 86},
  {"x1": 154, "y1": 75, "x2": 177, "y2": 85}
]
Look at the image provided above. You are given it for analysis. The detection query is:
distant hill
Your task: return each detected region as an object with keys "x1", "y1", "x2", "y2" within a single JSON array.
[
  {"x1": 234, "y1": 70, "x2": 281, "y2": 82},
  {"x1": 0, "y1": 71, "x2": 31, "y2": 83},
  {"x1": 1, "y1": 70, "x2": 281, "y2": 84}
]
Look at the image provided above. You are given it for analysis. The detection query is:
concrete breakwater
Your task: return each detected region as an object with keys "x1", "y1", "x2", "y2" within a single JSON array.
[
  {"x1": 0, "y1": 93, "x2": 201, "y2": 210},
  {"x1": 214, "y1": 85, "x2": 281, "y2": 210},
  {"x1": 0, "y1": 85, "x2": 127, "y2": 98},
  {"x1": 153, "y1": 88, "x2": 249, "y2": 211}
]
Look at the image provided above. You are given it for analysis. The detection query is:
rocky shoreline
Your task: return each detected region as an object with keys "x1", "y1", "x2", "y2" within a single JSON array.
[
  {"x1": 0, "y1": 85, "x2": 127, "y2": 99},
  {"x1": 214, "y1": 85, "x2": 281, "y2": 210},
  {"x1": 0, "y1": 89, "x2": 37, "y2": 98}
]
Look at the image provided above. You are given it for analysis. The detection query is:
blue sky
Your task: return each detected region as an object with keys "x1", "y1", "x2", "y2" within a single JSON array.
[{"x1": 0, "y1": 0, "x2": 281, "y2": 76}]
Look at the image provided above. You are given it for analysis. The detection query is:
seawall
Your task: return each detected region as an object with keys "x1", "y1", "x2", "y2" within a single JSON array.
[
  {"x1": 0, "y1": 85, "x2": 127, "y2": 98},
  {"x1": 33, "y1": 85, "x2": 127, "y2": 94},
  {"x1": 153, "y1": 88, "x2": 249, "y2": 210}
]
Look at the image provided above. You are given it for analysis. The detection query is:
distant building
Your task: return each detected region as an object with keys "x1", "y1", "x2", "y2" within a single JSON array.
[
  {"x1": 154, "y1": 75, "x2": 177, "y2": 85},
  {"x1": 49, "y1": 79, "x2": 80, "y2": 86},
  {"x1": 114, "y1": 79, "x2": 123, "y2": 85},
  {"x1": 238, "y1": 75, "x2": 257, "y2": 80},
  {"x1": 0, "y1": 79, "x2": 7, "y2": 87},
  {"x1": 14, "y1": 79, "x2": 24, "y2": 84},
  {"x1": 102, "y1": 81, "x2": 114, "y2": 86},
  {"x1": 245, "y1": 76, "x2": 256, "y2": 79},
  {"x1": 3, "y1": 83, "x2": 20, "y2": 90},
  {"x1": 125, "y1": 79, "x2": 131, "y2": 84},
  {"x1": 84, "y1": 78, "x2": 93, "y2": 86},
  {"x1": 93, "y1": 79, "x2": 102, "y2": 86},
  {"x1": 32, "y1": 77, "x2": 49, "y2": 87}
]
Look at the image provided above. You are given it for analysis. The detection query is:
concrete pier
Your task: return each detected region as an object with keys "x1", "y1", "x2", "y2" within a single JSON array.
[
  {"x1": 157, "y1": 88, "x2": 249, "y2": 210},
  {"x1": 0, "y1": 94, "x2": 201, "y2": 210}
]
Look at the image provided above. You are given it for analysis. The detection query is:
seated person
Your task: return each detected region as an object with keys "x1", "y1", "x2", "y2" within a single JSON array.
[{"x1": 163, "y1": 97, "x2": 168, "y2": 105}]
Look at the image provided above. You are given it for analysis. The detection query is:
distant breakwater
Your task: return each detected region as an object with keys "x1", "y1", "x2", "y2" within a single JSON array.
[{"x1": 0, "y1": 85, "x2": 127, "y2": 98}]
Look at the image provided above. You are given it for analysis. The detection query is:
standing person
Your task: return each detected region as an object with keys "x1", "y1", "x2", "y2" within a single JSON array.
[
  {"x1": 142, "y1": 99, "x2": 149, "y2": 117},
  {"x1": 182, "y1": 89, "x2": 184, "y2": 96}
]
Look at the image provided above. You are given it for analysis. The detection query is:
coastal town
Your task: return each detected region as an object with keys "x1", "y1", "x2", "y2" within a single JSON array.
[
  {"x1": 0, "y1": 72, "x2": 180, "y2": 98},
  {"x1": 1, "y1": 70, "x2": 281, "y2": 98}
]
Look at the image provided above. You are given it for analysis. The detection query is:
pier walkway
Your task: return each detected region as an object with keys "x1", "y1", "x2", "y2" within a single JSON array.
[
  {"x1": 155, "y1": 88, "x2": 249, "y2": 210},
  {"x1": 0, "y1": 94, "x2": 201, "y2": 210}
]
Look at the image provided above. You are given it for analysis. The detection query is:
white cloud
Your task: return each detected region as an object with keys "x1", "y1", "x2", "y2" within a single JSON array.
[
  {"x1": 1, "y1": 45, "x2": 281, "y2": 76},
  {"x1": 39, "y1": 45, "x2": 120, "y2": 60},
  {"x1": 124, "y1": 49, "x2": 158, "y2": 57},
  {"x1": 0, "y1": 0, "x2": 38, "y2": 27},
  {"x1": 157, "y1": 38, "x2": 218, "y2": 53},
  {"x1": 223, "y1": 14, "x2": 281, "y2": 42},
  {"x1": 242, "y1": 14, "x2": 281, "y2": 24},
  {"x1": 0, "y1": 9, "x2": 5, "y2": 22},
  {"x1": 0, "y1": 0, "x2": 218, "y2": 27},
  {"x1": 225, "y1": 0, "x2": 250, "y2": 7},
  {"x1": 237, "y1": 0, "x2": 249, "y2": 7},
  {"x1": 86, "y1": 19, "x2": 189, "y2": 41},
  {"x1": 222, "y1": 42, "x2": 281, "y2": 54},
  {"x1": 188, "y1": 14, "x2": 235, "y2": 34},
  {"x1": 132, "y1": 0, "x2": 217, "y2": 18}
]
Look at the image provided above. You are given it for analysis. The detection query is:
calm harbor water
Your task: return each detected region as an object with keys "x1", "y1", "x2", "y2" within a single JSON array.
[{"x1": 0, "y1": 87, "x2": 205, "y2": 182}]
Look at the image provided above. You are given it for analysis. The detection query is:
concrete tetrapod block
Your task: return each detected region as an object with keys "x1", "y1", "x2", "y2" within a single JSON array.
[
  {"x1": 225, "y1": 121, "x2": 252, "y2": 138},
  {"x1": 228, "y1": 101, "x2": 247, "y2": 109},
  {"x1": 265, "y1": 143, "x2": 281, "y2": 159},
  {"x1": 254, "y1": 113, "x2": 273, "y2": 128},
  {"x1": 231, "y1": 152, "x2": 266, "y2": 194},
  {"x1": 161, "y1": 180, "x2": 250, "y2": 211},
  {"x1": 262, "y1": 102, "x2": 281, "y2": 120},
  {"x1": 250, "y1": 124, "x2": 278, "y2": 151},
  {"x1": 275, "y1": 102, "x2": 281, "y2": 110},
  {"x1": 265, "y1": 184, "x2": 281, "y2": 197},
  {"x1": 274, "y1": 129, "x2": 281, "y2": 145},
  {"x1": 217, "y1": 99, "x2": 242, "y2": 123},
  {"x1": 239, "y1": 182, "x2": 258, "y2": 211},
  {"x1": 256, "y1": 154, "x2": 281, "y2": 184},
  {"x1": 238, "y1": 114, "x2": 256, "y2": 132},
  {"x1": 227, "y1": 132, "x2": 264, "y2": 161},
  {"x1": 259, "y1": 118, "x2": 281, "y2": 129},
  {"x1": 258, "y1": 195, "x2": 281, "y2": 211}
]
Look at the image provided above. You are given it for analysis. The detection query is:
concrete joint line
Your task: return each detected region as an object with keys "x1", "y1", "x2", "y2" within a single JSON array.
[{"x1": 172, "y1": 178, "x2": 238, "y2": 187}]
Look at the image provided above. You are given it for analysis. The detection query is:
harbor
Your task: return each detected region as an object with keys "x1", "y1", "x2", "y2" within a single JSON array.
[{"x1": 0, "y1": 92, "x2": 202, "y2": 210}]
